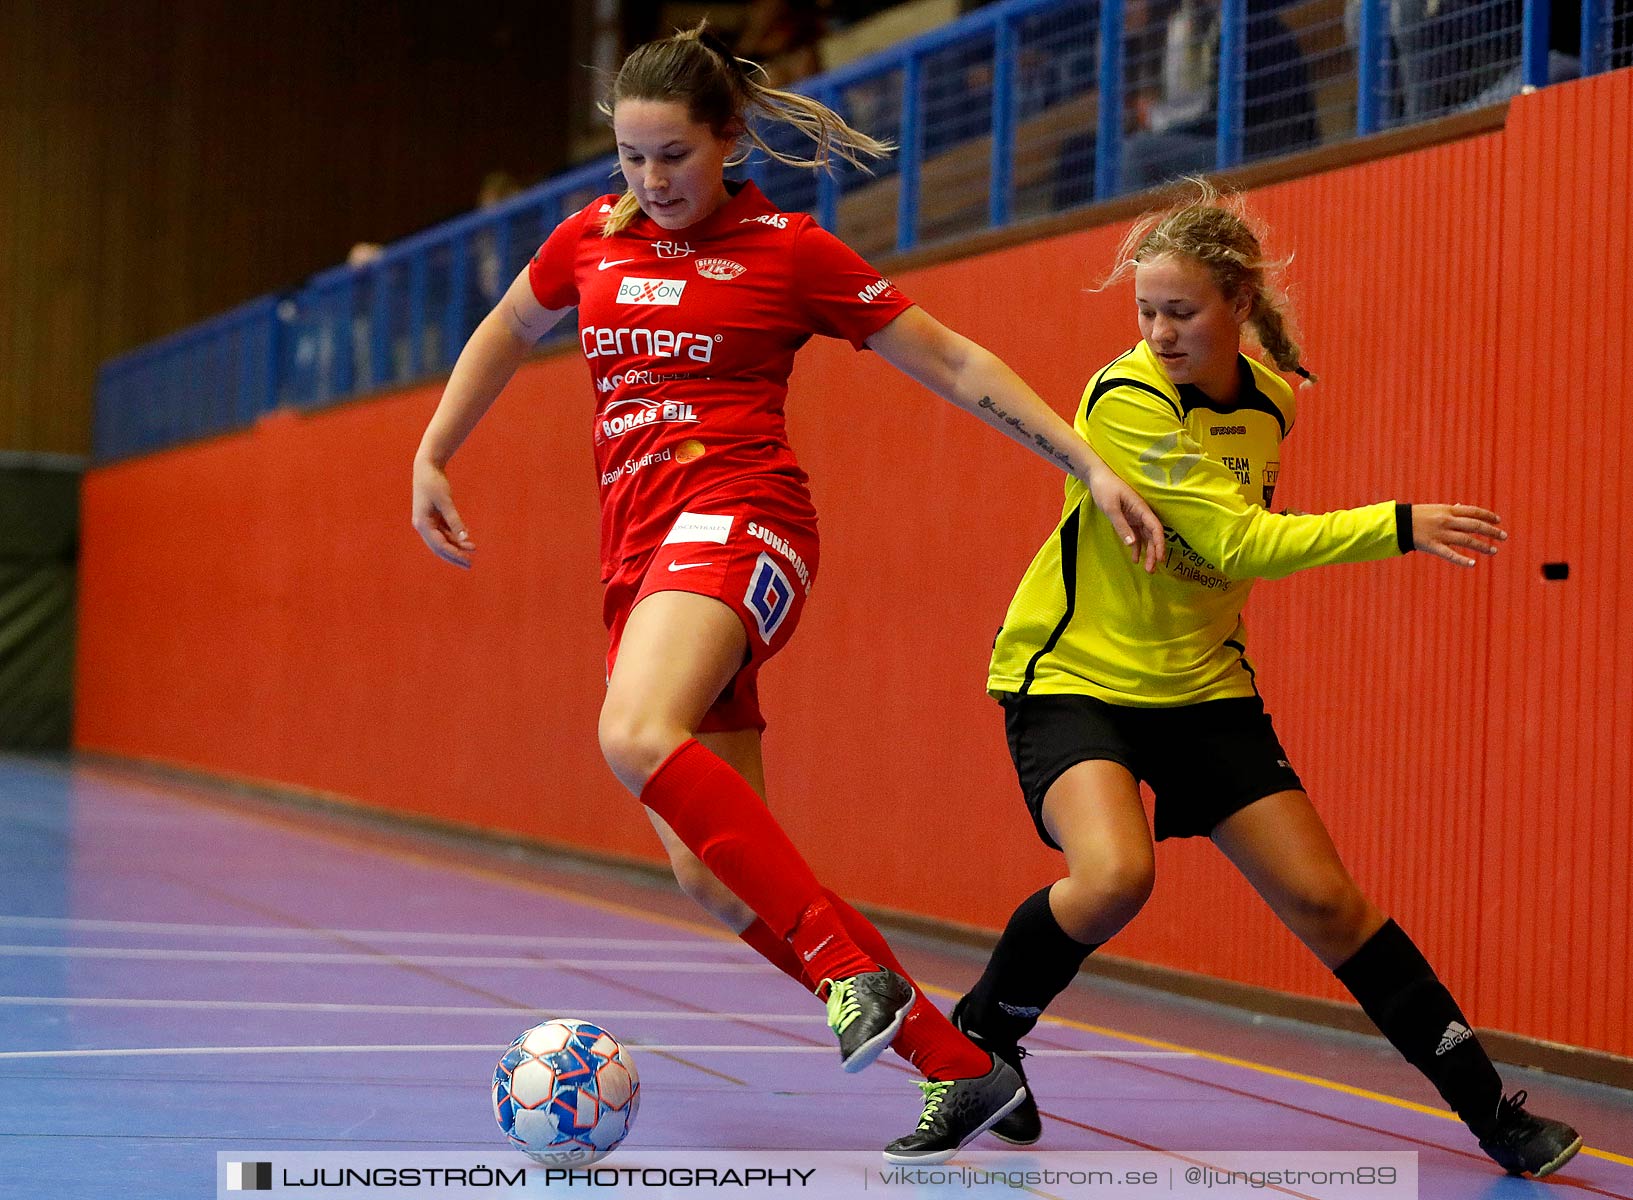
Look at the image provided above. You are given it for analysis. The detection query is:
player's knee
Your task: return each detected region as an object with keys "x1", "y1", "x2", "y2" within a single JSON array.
[
  {"x1": 1054, "y1": 861, "x2": 1153, "y2": 940},
  {"x1": 1282, "y1": 872, "x2": 1369, "y2": 942},
  {"x1": 597, "y1": 706, "x2": 688, "y2": 789},
  {"x1": 1097, "y1": 858, "x2": 1157, "y2": 922}
]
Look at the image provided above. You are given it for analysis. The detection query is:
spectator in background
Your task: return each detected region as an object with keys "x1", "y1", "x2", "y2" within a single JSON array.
[
  {"x1": 346, "y1": 240, "x2": 385, "y2": 388},
  {"x1": 733, "y1": 0, "x2": 828, "y2": 86},
  {"x1": 473, "y1": 169, "x2": 523, "y2": 308},
  {"x1": 1343, "y1": 0, "x2": 1579, "y2": 121},
  {"x1": 343, "y1": 169, "x2": 528, "y2": 386},
  {"x1": 1120, "y1": 0, "x2": 1319, "y2": 189},
  {"x1": 436, "y1": 169, "x2": 525, "y2": 372},
  {"x1": 347, "y1": 241, "x2": 384, "y2": 268}
]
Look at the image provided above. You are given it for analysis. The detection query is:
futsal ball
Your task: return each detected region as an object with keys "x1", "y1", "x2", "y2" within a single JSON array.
[{"x1": 492, "y1": 1019, "x2": 640, "y2": 1165}]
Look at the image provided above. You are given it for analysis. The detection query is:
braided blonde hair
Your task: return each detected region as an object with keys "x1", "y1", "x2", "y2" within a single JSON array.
[
  {"x1": 1103, "y1": 178, "x2": 1315, "y2": 383},
  {"x1": 599, "y1": 23, "x2": 892, "y2": 237}
]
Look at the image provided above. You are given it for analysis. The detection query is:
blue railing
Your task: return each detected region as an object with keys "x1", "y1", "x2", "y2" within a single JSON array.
[{"x1": 94, "y1": 0, "x2": 1625, "y2": 461}]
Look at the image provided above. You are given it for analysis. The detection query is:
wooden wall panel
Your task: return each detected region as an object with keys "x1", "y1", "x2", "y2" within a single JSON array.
[{"x1": 0, "y1": 0, "x2": 574, "y2": 454}]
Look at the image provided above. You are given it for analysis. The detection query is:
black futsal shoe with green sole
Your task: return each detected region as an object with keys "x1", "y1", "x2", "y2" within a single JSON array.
[
  {"x1": 823, "y1": 969, "x2": 914, "y2": 1073},
  {"x1": 951, "y1": 995, "x2": 1043, "y2": 1144},
  {"x1": 882, "y1": 1054, "x2": 1027, "y2": 1164},
  {"x1": 1474, "y1": 1090, "x2": 1583, "y2": 1177}
]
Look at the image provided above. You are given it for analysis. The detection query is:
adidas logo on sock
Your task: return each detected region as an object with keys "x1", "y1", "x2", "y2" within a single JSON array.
[
  {"x1": 1436, "y1": 1020, "x2": 1473, "y2": 1056},
  {"x1": 998, "y1": 1001, "x2": 1044, "y2": 1018}
]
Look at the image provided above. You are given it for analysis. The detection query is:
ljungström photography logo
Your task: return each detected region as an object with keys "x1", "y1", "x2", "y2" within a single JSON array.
[{"x1": 226, "y1": 1160, "x2": 272, "y2": 1191}]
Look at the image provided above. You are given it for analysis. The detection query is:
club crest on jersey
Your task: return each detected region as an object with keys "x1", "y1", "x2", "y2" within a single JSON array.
[
  {"x1": 654, "y1": 240, "x2": 694, "y2": 258},
  {"x1": 616, "y1": 277, "x2": 687, "y2": 306},
  {"x1": 745, "y1": 553, "x2": 793, "y2": 643},
  {"x1": 695, "y1": 257, "x2": 747, "y2": 281}
]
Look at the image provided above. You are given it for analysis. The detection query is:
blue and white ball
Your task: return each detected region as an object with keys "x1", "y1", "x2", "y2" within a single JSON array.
[{"x1": 492, "y1": 1019, "x2": 640, "y2": 1164}]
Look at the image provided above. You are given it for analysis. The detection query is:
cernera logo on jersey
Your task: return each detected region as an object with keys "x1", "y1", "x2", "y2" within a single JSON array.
[
  {"x1": 653, "y1": 240, "x2": 694, "y2": 258},
  {"x1": 595, "y1": 397, "x2": 700, "y2": 444},
  {"x1": 580, "y1": 326, "x2": 719, "y2": 363},
  {"x1": 616, "y1": 277, "x2": 688, "y2": 306}
]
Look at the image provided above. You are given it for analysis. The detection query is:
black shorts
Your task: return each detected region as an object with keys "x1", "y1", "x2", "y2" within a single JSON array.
[{"x1": 999, "y1": 692, "x2": 1305, "y2": 849}]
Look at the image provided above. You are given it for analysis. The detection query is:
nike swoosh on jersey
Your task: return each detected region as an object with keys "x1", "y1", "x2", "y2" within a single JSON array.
[
  {"x1": 667, "y1": 561, "x2": 714, "y2": 572},
  {"x1": 598, "y1": 257, "x2": 636, "y2": 270}
]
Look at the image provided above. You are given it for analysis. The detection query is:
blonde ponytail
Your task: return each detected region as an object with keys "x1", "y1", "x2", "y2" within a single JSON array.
[{"x1": 1102, "y1": 178, "x2": 1315, "y2": 382}]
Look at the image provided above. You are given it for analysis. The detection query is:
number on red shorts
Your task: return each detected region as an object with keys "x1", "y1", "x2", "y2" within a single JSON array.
[{"x1": 745, "y1": 553, "x2": 793, "y2": 644}]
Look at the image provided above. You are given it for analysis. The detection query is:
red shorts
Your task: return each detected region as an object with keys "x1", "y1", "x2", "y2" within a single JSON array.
[{"x1": 603, "y1": 491, "x2": 820, "y2": 732}]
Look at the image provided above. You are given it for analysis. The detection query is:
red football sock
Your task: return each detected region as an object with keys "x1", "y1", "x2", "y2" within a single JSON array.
[
  {"x1": 736, "y1": 898, "x2": 988, "y2": 1079},
  {"x1": 641, "y1": 739, "x2": 872, "y2": 980},
  {"x1": 787, "y1": 894, "x2": 879, "y2": 984},
  {"x1": 823, "y1": 890, "x2": 991, "y2": 1082},
  {"x1": 739, "y1": 918, "x2": 813, "y2": 990}
]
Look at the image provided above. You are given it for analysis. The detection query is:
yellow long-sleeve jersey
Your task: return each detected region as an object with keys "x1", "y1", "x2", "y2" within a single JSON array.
[{"x1": 988, "y1": 341, "x2": 1411, "y2": 706}]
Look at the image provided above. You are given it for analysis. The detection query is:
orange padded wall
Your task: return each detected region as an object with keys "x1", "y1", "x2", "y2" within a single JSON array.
[
  {"x1": 77, "y1": 73, "x2": 1632, "y2": 1057},
  {"x1": 1478, "y1": 74, "x2": 1632, "y2": 1055}
]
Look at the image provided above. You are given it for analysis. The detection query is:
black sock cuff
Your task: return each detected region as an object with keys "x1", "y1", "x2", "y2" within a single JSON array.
[
  {"x1": 1333, "y1": 918, "x2": 1501, "y2": 1126},
  {"x1": 1017, "y1": 885, "x2": 1101, "y2": 958},
  {"x1": 962, "y1": 885, "x2": 1101, "y2": 1043},
  {"x1": 1334, "y1": 919, "x2": 1432, "y2": 1007}
]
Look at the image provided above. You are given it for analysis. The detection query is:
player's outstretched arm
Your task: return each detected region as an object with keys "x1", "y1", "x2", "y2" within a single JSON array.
[
  {"x1": 866, "y1": 306, "x2": 1164, "y2": 572},
  {"x1": 1408, "y1": 503, "x2": 1506, "y2": 567},
  {"x1": 412, "y1": 269, "x2": 569, "y2": 569}
]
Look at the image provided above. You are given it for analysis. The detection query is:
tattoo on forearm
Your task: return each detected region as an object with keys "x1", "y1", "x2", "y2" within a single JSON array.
[{"x1": 978, "y1": 395, "x2": 1074, "y2": 469}]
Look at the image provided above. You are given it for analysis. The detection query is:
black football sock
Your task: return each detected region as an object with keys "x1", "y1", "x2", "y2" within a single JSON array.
[
  {"x1": 962, "y1": 885, "x2": 1101, "y2": 1044},
  {"x1": 1334, "y1": 918, "x2": 1503, "y2": 1131}
]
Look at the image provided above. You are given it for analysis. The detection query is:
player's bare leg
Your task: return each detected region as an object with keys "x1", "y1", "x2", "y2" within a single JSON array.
[
  {"x1": 1214, "y1": 791, "x2": 1582, "y2": 1178},
  {"x1": 1209, "y1": 789, "x2": 1381, "y2": 967},
  {"x1": 953, "y1": 760, "x2": 1152, "y2": 1146},
  {"x1": 1043, "y1": 762, "x2": 1156, "y2": 944},
  {"x1": 599, "y1": 591, "x2": 914, "y2": 1072}
]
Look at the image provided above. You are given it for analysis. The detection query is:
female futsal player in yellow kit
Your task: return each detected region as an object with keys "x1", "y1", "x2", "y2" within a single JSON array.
[{"x1": 953, "y1": 180, "x2": 1583, "y2": 1179}]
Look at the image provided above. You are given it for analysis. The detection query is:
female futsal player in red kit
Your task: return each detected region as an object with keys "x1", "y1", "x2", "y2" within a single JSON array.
[{"x1": 411, "y1": 25, "x2": 1165, "y2": 1161}]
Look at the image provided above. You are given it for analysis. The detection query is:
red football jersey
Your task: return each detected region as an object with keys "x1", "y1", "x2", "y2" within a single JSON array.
[{"x1": 528, "y1": 181, "x2": 914, "y2": 579}]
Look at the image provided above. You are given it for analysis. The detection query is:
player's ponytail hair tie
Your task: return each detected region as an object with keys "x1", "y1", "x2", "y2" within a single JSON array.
[{"x1": 691, "y1": 26, "x2": 746, "y2": 78}]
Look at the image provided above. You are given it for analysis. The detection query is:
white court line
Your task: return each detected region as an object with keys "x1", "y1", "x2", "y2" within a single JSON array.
[
  {"x1": 0, "y1": 1044, "x2": 1196, "y2": 1062},
  {"x1": 0, "y1": 945, "x2": 761, "y2": 970},
  {"x1": 0, "y1": 915, "x2": 736, "y2": 950},
  {"x1": 0, "y1": 996, "x2": 827, "y2": 1020}
]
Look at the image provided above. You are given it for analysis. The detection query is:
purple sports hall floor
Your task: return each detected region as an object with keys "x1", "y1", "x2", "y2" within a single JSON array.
[{"x1": 1, "y1": 753, "x2": 1628, "y2": 1199}]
